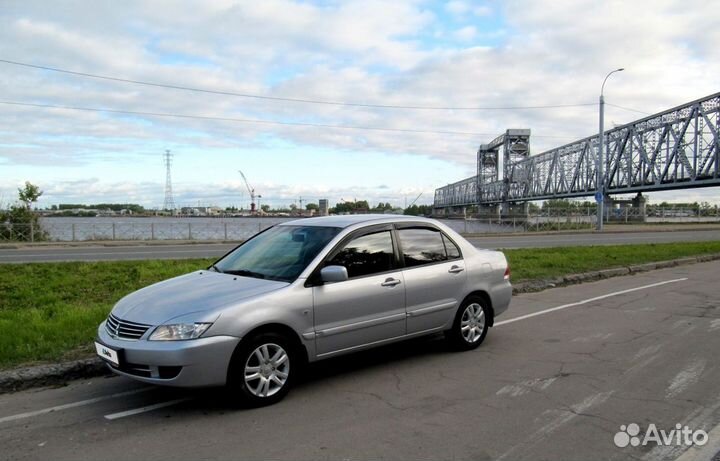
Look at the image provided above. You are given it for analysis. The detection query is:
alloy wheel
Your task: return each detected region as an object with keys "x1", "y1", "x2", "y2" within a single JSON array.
[
  {"x1": 244, "y1": 343, "x2": 290, "y2": 398},
  {"x1": 460, "y1": 303, "x2": 486, "y2": 344}
]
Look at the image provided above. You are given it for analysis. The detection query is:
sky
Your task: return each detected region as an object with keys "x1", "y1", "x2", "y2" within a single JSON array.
[{"x1": 0, "y1": 0, "x2": 718, "y2": 210}]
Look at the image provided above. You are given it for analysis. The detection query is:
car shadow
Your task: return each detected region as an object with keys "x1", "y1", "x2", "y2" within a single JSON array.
[
  {"x1": 297, "y1": 333, "x2": 452, "y2": 386},
  {"x1": 162, "y1": 333, "x2": 469, "y2": 412}
]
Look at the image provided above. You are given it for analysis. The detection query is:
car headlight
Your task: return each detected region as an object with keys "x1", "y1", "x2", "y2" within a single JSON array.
[{"x1": 148, "y1": 323, "x2": 212, "y2": 341}]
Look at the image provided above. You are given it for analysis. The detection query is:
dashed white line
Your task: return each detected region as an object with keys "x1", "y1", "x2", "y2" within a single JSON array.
[
  {"x1": 104, "y1": 398, "x2": 191, "y2": 420},
  {"x1": 495, "y1": 278, "x2": 688, "y2": 327},
  {"x1": 0, "y1": 388, "x2": 152, "y2": 424}
]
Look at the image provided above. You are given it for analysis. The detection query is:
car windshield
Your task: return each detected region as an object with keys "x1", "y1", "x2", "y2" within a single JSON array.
[{"x1": 213, "y1": 225, "x2": 340, "y2": 282}]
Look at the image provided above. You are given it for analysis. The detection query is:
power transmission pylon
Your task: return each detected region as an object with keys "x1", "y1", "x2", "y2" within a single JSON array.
[{"x1": 163, "y1": 150, "x2": 176, "y2": 212}]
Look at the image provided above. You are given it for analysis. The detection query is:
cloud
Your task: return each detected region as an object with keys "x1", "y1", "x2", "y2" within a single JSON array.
[
  {"x1": 445, "y1": 1, "x2": 470, "y2": 15},
  {"x1": 473, "y1": 6, "x2": 493, "y2": 16},
  {"x1": 0, "y1": 0, "x2": 718, "y2": 206},
  {"x1": 453, "y1": 25, "x2": 477, "y2": 41}
]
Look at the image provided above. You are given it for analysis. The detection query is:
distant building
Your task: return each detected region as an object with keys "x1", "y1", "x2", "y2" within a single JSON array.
[
  {"x1": 180, "y1": 206, "x2": 223, "y2": 216},
  {"x1": 319, "y1": 199, "x2": 329, "y2": 216}
]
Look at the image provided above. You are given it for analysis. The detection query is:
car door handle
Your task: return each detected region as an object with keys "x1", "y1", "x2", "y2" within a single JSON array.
[
  {"x1": 448, "y1": 265, "x2": 464, "y2": 274},
  {"x1": 381, "y1": 278, "x2": 402, "y2": 287}
]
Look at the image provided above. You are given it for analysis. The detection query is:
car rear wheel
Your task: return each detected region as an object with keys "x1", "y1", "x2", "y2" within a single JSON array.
[
  {"x1": 446, "y1": 296, "x2": 489, "y2": 350},
  {"x1": 228, "y1": 332, "x2": 295, "y2": 406}
]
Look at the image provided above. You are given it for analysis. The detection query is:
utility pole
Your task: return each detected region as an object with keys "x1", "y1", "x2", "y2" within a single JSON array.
[{"x1": 597, "y1": 68, "x2": 624, "y2": 231}]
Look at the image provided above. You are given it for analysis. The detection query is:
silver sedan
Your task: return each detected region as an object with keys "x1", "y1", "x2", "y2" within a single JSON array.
[{"x1": 96, "y1": 215, "x2": 512, "y2": 406}]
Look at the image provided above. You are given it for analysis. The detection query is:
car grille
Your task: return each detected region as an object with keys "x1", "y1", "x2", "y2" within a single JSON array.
[{"x1": 105, "y1": 313, "x2": 151, "y2": 340}]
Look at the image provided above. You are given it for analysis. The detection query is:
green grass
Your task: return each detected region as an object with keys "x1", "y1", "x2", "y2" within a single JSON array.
[
  {"x1": 1, "y1": 240, "x2": 720, "y2": 369},
  {"x1": 0, "y1": 259, "x2": 213, "y2": 368},
  {"x1": 504, "y1": 241, "x2": 720, "y2": 281}
]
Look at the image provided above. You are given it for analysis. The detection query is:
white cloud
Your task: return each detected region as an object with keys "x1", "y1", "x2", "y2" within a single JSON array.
[
  {"x1": 445, "y1": 1, "x2": 470, "y2": 15},
  {"x1": 0, "y1": 0, "x2": 718, "y2": 206},
  {"x1": 473, "y1": 6, "x2": 493, "y2": 16},
  {"x1": 453, "y1": 25, "x2": 477, "y2": 41}
]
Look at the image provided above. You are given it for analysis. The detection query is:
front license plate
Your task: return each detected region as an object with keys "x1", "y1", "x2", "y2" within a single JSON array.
[{"x1": 95, "y1": 342, "x2": 120, "y2": 366}]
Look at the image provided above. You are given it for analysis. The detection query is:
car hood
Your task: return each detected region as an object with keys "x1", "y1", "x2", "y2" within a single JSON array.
[{"x1": 111, "y1": 270, "x2": 289, "y2": 325}]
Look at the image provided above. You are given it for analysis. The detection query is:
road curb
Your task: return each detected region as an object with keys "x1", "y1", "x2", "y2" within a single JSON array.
[
  {"x1": 511, "y1": 252, "x2": 720, "y2": 294},
  {"x1": 0, "y1": 357, "x2": 109, "y2": 394},
  {"x1": 2, "y1": 252, "x2": 720, "y2": 394}
]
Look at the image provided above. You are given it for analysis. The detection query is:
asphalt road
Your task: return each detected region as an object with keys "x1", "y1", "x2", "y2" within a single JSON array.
[
  {"x1": 1, "y1": 261, "x2": 719, "y2": 460},
  {"x1": 1, "y1": 229, "x2": 719, "y2": 263}
]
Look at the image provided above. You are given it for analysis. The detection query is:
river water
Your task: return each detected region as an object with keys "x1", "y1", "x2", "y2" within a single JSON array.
[{"x1": 37, "y1": 216, "x2": 513, "y2": 241}]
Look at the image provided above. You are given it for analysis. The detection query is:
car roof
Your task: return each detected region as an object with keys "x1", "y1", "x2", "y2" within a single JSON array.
[{"x1": 278, "y1": 214, "x2": 437, "y2": 229}]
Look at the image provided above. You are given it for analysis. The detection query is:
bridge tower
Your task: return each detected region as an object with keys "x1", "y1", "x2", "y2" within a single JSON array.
[{"x1": 477, "y1": 129, "x2": 531, "y2": 215}]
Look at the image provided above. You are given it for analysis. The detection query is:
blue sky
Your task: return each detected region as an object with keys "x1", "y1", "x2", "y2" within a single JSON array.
[{"x1": 0, "y1": 0, "x2": 718, "y2": 210}]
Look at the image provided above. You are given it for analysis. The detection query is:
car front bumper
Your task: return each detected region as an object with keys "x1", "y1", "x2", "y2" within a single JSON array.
[{"x1": 97, "y1": 322, "x2": 241, "y2": 388}]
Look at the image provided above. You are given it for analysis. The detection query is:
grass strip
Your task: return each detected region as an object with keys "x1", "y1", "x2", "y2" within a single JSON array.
[
  {"x1": 503, "y1": 241, "x2": 720, "y2": 281},
  {"x1": 1, "y1": 240, "x2": 720, "y2": 369}
]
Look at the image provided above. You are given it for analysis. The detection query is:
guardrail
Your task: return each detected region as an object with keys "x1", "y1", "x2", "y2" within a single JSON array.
[
  {"x1": 1, "y1": 209, "x2": 718, "y2": 243},
  {"x1": 0, "y1": 220, "x2": 276, "y2": 243}
]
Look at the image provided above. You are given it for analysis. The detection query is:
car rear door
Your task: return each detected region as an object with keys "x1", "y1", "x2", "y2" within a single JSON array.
[
  {"x1": 312, "y1": 225, "x2": 406, "y2": 357},
  {"x1": 396, "y1": 225, "x2": 467, "y2": 335}
]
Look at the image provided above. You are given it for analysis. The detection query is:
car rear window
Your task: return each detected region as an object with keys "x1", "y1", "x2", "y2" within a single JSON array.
[{"x1": 398, "y1": 228, "x2": 448, "y2": 267}]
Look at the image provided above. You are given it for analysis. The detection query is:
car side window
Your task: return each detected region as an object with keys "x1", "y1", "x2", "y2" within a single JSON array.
[
  {"x1": 398, "y1": 228, "x2": 448, "y2": 267},
  {"x1": 326, "y1": 231, "x2": 395, "y2": 278},
  {"x1": 442, "y1": 233, "x2": 461, "y2": 259}
]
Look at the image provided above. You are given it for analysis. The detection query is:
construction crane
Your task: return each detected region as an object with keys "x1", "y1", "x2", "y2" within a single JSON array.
[
  {"x1": 238, "y1": 170, "x2": 257, "y2": 213},
  {"x1": 407, "y1": 191, "x2": 423, "y2": 208}
]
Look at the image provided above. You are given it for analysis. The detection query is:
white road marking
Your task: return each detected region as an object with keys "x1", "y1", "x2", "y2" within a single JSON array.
[
  {"x1": 495, "y1": 278, "x2": 688, "y2": 327},
  {"x1": 496, "y1": 377, "x2": 557, "y2": 397},
  {"x1": 496, "y1": 391, "x2": 614, "y2": 460},
  {"x1": 0, "y1": 388, "x2": 152, "y2": 424},
  {"x1": 666, "y1": 358, "x2": 706, "y2": 398},
  {"x1": 104, "y1": 398, "x2": 190, "y2": 420}
]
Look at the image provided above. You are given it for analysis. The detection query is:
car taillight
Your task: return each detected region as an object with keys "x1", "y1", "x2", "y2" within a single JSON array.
[{"x1": 504, "y1": 264, "x2": 511, "y2": 280}]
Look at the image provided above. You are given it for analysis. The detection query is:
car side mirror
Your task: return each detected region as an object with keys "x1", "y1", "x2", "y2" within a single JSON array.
[{"x1": 320, "y1": 265, "x2": 348, "y2": 283}]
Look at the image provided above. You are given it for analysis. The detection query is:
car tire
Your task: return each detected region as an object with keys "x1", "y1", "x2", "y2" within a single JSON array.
[
  {"x1": 227, "y1": 332, "x2": 296, "y2": 407},
  {"x1": 445, "y1": 296, "x2": 490, "y2": 351}
]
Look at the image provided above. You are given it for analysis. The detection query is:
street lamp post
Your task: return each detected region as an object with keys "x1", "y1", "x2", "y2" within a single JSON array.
[{"x1": 597, "y1": 68, "x2": 624, "y2": 231}]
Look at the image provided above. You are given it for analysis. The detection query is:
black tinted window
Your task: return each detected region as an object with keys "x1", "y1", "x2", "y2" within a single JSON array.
[
  {"x1": 327, "y1": 231, "x2": 395, "y2": 278},
  {"x1": 443, "y1": 234, "x2": 461, "y2": 259},
  {"x1": 398, "y1": 228, "x2": 447, "y2": 267}
]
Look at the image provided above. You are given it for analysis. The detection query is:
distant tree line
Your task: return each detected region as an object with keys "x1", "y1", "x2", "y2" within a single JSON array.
[
  {"x1": 53, "y1": 203, "x2": 146, "y2": 213},
  {"x1": 403, "y1": 204, "x2": 432, "y2": 216}
]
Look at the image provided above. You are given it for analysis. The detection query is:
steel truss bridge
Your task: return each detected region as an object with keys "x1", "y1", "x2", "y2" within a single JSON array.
[{"x1": 434, "y1": 92, "x2": 720, "y2": 211}]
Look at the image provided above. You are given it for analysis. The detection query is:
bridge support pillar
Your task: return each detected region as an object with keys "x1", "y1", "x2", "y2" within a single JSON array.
[
  {"x1": 604, "y1": 193, "x2": 647, "y2": 222},
  {"x1": 632, "y1": 193, "x2": 647, "y2": 218},
  {"x1": 477, "y1": 204, "x2": 500, "y2": 218},
  {"x1": 501, "y1": 202, "x2": 529, "y2": 217}
]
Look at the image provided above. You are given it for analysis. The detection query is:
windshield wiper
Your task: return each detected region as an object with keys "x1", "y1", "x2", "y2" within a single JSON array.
[{"x1": 224, "y1": 269, "x2": 266, "y2": 279}]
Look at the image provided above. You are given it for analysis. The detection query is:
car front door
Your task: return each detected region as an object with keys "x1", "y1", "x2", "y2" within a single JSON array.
[
  {"x1": 312, "y1": 226, "x2": 406, "y2": 357},
  {"x1": 396, "y1": 225, "x2": 467, "y2": 335}
]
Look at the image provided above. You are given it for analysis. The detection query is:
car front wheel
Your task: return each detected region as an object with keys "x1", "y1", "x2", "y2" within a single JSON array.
[
  {"x1": 228, "y1": 332, "x2": 295, "y2": 406},
  {"x1": 446, "y1": 297, "x2": 490, "y2": 350}
]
